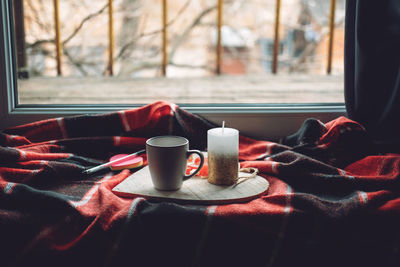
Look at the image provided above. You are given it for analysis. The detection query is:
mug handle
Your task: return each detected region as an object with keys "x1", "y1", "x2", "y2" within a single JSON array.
[{"x1": 183, "y1": 150, "x2": 205, "y2": 180}]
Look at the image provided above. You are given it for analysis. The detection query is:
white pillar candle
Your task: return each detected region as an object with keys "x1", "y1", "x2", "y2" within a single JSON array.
[{"x1": 207, "y1": 127, "x2": 239, "y2": 185}]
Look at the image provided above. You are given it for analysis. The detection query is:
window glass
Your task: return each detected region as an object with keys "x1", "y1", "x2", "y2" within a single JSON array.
[{"x1": 14, "y1": 0, "x2": 345, "y2": 105}]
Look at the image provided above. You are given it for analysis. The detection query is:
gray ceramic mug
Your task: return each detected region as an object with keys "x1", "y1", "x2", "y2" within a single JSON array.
[{"x1": 146, "y1": 136, "x2": 204, "y2": 191}]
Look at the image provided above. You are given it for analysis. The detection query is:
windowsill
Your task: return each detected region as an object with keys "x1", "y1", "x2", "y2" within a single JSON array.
[
  {"x1": 3, "y1": 73, "x2": 346, "y2": 140},
  {"x1": 17, "y1": 74, "x2": 344, "y2": 105}
]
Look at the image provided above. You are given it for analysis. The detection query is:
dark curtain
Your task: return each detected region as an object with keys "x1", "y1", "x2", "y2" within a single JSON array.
[{"x1": 345, "y1": 0, "x2": 400, "y2": 145}]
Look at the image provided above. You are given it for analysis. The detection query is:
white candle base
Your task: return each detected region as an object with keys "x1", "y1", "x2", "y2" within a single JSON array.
[{"x1": 207, "y1": 152, "x2": 238, "y2": 185}]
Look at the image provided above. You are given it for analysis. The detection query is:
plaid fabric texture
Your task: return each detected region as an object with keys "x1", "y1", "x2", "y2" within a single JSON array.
[{"x1": 1, "y1": 101, "x2": 399, "y2": 267}]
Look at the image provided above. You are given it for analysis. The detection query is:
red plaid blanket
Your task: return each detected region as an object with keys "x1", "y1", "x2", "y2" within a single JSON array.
[{"x1": 1, "y1": 101, "x2": 399, "y2": 267}]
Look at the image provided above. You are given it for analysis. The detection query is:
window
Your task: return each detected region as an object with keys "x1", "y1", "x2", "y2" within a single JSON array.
[{"x1": 1, "y1": 0, "x2": 345, "y2": 140}]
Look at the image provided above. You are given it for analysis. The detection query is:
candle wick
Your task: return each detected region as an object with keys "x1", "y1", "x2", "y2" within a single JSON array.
[{"x1": 222, "y1": 121, "x2": 225, "y2": 134}]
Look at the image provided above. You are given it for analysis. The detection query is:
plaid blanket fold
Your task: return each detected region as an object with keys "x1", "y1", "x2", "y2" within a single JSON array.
[{"x1": 1, "y1": 101, "x2": 400, "y2": 267}]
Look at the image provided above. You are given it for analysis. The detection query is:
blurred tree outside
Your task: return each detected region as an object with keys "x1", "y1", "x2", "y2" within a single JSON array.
[{"x1": 19, "y1": 0, "x2": 346, "y2": 78}]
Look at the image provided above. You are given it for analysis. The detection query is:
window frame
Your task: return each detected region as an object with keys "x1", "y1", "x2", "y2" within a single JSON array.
[{"x1": 0, "y1": 0, "x2": 346, "y2": 140}]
